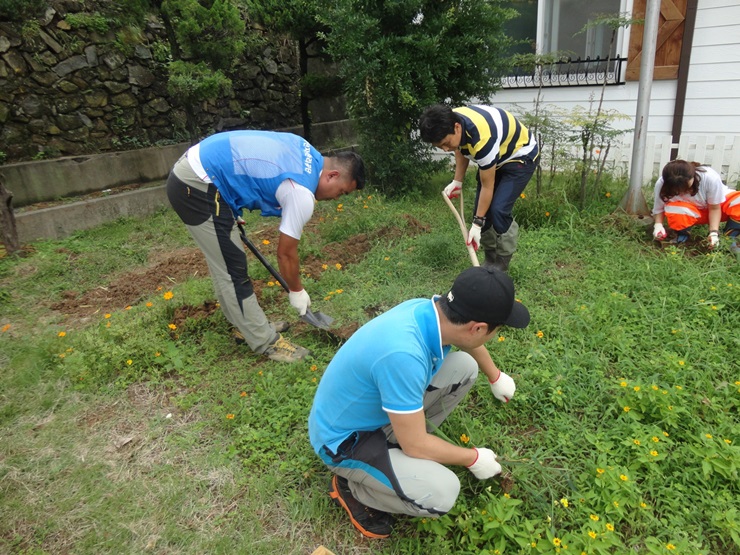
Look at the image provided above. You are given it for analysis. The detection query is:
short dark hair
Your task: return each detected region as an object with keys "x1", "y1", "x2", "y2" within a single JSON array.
[
  {"x1": 332, "y1": 151, "x2": 366, "y2": 190},
  {"x1": 660, "y1": 159, "x2": 704, "y2": 202},
  {"x1": 419, "y1": 104, "x2": 460, "y2": 143},
  {"x1": 436, "y1": 295, "x2": 498, "y2": 334}
]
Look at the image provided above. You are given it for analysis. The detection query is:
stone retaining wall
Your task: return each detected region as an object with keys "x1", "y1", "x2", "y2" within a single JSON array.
[{"x1": 0, "y1": 3, "x2": 300, "y2": 163}]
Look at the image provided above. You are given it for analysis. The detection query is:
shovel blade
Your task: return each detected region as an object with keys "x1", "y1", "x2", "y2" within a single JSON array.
[{"x1": 301, "y1": 309, "x2": 334, "y2": 330}]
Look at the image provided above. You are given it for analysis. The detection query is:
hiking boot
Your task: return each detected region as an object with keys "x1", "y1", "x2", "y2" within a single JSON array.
[
  {"x1": 491, "y1": 254, "x2": 512, "y2": 272},
  {"x1": 329, "y1": 474, "x2": 394, "y2": 539},
  {"x1": 233, "y1": 322, "x2": 290, "y2": 345},
  {"x1": 263, "y1": 334, "x2": 310, "y2": 363},
  {"x1": 482, "y1": 250, "x2": 497, "y2": 269}
]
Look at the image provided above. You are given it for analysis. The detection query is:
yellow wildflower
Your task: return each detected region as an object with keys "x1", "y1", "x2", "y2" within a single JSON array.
[
  {"x1": 104, "y1": 313, "x2": 111, "y2": 319},
  {"x1": 560, "y1": 498, "x2": 569, "y2": 508},
  {"x1": 588, "y1": 531, "x2": 597, "y2": 539},
  {"x1": 620, "y1": 381, "x2": 628, "y2": 387},
  {"x1": 633, "y1": 386, "x2": 640, "y2": 392},
  {"x1": 262, "y1": 239, "x2": 270, "y2": 245},
  {"x1": 650, "y1": 450, "x2": 658, "y2": 456},
  {"x1": 58, "y1": 331, "x2": 66, "y2": 337},
  {"x1": 163, "y1": 291, "x2": 174, "y2": 300},
  {"x1": 705, "y1": 434, "x2": 713, "y2": 439},
  {"x1": 536, "y1": 330, "x2": 544, "y2": 338},
  {"x1": 553, "y1": 538, "x2": 562, "y2": 547},
  {"x1": 666, "y1": 544, "x2": 676, "y2": 550},
  {"x1": 335, "y1": 263, "x2": 342, "y2": 270},
  {"x1": 623, "y1": 406, "x2": 631, "y2": 412},
  {"x1": 606, "y1": 523, "x2": 614, "y2": 531},
  {"x1": 240, "y1": 391, "x2": 247, "y2": 397},
  {"x1": 126, "y1": 359, "x2": 132, "y2": 365},
  {"x1": 1, "y1": 323, "x2": 10, "y2": 333},
  {"x1": 633, "y1": 439, "x2": 641, "y2": 445},
  {"x1": 498, "y1": 336, "x2": 505, "y2": 342},
  {"x1": 226, "y1": 414, "x2": 235, "y2": 420},
  {"x1": 168, "y1": 323, "x2": 177, "y2": 330},
  {"x1": 460, "y1": 433, "x2": 470, "y2": 444},
  {"x1": 146, "y1": 302, "x2": 153, "y2": 307},
  {"x1": 322, "y1": 264, "x2": 328, "y2": 270},
  {"x1": 590, "y1": 514, "x2": 600, "y2": 521},
  {"x1": 596, "y1": 469, "x2": 605, "y2": 475}
]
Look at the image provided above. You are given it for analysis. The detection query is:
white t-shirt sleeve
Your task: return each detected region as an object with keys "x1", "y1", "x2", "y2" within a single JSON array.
[
  {"x1": 275, "y1": 179, "x2": 315, "y2": 240},
  {"x1": 652, "y1": 177, "x2": 665, "y2": 215},
  {"x1": 702, "y1": 167, "x2": 728, "y2": 205}
]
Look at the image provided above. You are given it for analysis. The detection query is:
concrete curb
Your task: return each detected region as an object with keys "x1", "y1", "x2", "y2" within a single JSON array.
[{"x1": 16, "y1": 184, "x2": 169, "y2": 243}]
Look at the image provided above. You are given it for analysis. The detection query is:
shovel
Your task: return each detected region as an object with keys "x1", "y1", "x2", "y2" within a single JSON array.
[
  {"x1": 442, "y1": 189, "x2": 480, "y2": 267},
  {"x1": 237, "y1": 223, "x2": 335, "y2": 330}
]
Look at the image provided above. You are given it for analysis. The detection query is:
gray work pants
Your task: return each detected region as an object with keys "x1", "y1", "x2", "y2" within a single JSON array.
[
  {"x1": 166, "y1": 156, "x2": 278, "y2": 353},
  {"x1": 325, "y1": 352, "x2": 479, "y2": 517}
]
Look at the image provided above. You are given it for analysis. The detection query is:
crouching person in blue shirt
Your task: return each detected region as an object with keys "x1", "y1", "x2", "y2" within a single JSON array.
[{"x1": 308, "y1": 267, "x2": 530, "y2": 538}]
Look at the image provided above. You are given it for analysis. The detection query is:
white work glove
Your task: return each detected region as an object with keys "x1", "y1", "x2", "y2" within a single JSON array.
[
  {"x1": 467, "y1": 447, "x2": 502, "y2": 480},
  {"x1": 467, "y1": 223, "x2": 482, "y2": 251},
  {"x1": 653, "y1": 222, "x2": 667, "y2": 240},
  {"x1": 708, "y1": 231, "x2": 720, "y2": 249},
  {"x1": 490, "y1": 371, "x2": 516, "y2": 403},
  {"x1": 443, "y1": 180, "x2": 463, "y2": 199},
  {"x1": 288, "y1": 289, "x2": 311, "y2": 316}
]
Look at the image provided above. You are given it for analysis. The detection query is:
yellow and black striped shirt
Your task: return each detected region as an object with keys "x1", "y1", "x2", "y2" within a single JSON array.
[{"x1": 454, "y1": 105, "x2": 537, "y2": 170}]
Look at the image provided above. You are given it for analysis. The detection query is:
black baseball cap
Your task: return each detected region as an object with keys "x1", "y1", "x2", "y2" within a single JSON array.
[{"x1": 445, "y1": 266, "x2": 530, "y2": 328}]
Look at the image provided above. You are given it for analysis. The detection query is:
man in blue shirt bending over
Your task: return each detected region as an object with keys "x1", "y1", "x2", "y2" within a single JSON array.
[
  {"x1": 167, "y1": 130, "x2": 365, "y2": 362},
  {"x1": 309, "y1": 266, "x2": 530, "y2": 538}
]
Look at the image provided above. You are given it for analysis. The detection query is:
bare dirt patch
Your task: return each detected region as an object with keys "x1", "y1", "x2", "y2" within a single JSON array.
[{"x1": 47, "y1": 217, "x2": 428, "y2": 344}]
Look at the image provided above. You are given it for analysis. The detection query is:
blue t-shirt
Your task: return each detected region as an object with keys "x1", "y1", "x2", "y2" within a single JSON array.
[
  {"x1": 308, "y1": 298, "x2": 450, "y2": 454},
  {"x1": 198, "y1": 130, "x2": 323, "y2": 216}
]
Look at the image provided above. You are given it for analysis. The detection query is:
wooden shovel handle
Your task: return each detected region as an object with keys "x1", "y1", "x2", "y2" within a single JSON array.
[{"x1": 442, "y1": 190, "x2": 479, "y2": 267}]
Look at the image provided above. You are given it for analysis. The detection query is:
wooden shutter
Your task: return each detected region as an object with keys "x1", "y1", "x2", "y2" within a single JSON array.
[{"x1": 626, "y1": 0, "x2": 687, "y2": 81}]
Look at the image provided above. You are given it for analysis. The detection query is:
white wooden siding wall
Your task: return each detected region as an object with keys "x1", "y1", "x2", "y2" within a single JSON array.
[
  {"x1": 605, "y1": 135, "x2": 740, "y2": 187},
  {"x1": 682, "y1": 1, "x2": 740, "y2": 136}
]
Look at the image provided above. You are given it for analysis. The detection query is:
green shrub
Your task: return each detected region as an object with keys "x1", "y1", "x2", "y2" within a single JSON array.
[
  {"x1": 65, "y1": 12, "x2": 111, "y2": 33},
  {"x1": 0, "y1": 0, "x2": 46, "y2": 21},
  {"x1": 167, "y1": 60, "x2": 232, "y2": 104}
]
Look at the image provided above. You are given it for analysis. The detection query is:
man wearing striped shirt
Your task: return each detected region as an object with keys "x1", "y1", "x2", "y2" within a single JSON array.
[{"x1": 420, "y1": 104, "x2": 539, "y2": 272}]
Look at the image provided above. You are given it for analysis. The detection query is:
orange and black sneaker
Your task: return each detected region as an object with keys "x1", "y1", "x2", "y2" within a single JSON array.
[{"x1": 329, "y1": 474, "x2": 394, "y2": 539}]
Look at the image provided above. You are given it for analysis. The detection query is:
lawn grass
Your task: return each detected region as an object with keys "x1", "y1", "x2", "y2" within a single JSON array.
[{"x1": 1, "y1": 175, "x2": 738, "y2": 555}]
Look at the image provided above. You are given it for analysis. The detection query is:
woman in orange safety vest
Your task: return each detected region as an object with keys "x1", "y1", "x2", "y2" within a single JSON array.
[{"x1": 652, "y1": 160, "x2": 740, "y2": 249}]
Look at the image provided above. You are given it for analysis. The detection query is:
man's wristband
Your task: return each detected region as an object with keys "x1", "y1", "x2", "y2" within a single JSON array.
[
  {"x1": 709, "y1": 230, "x2": 719, "y2": 235},
  {"x1": 472, "y1": 215, "x2": 486, "y2": 227}
]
